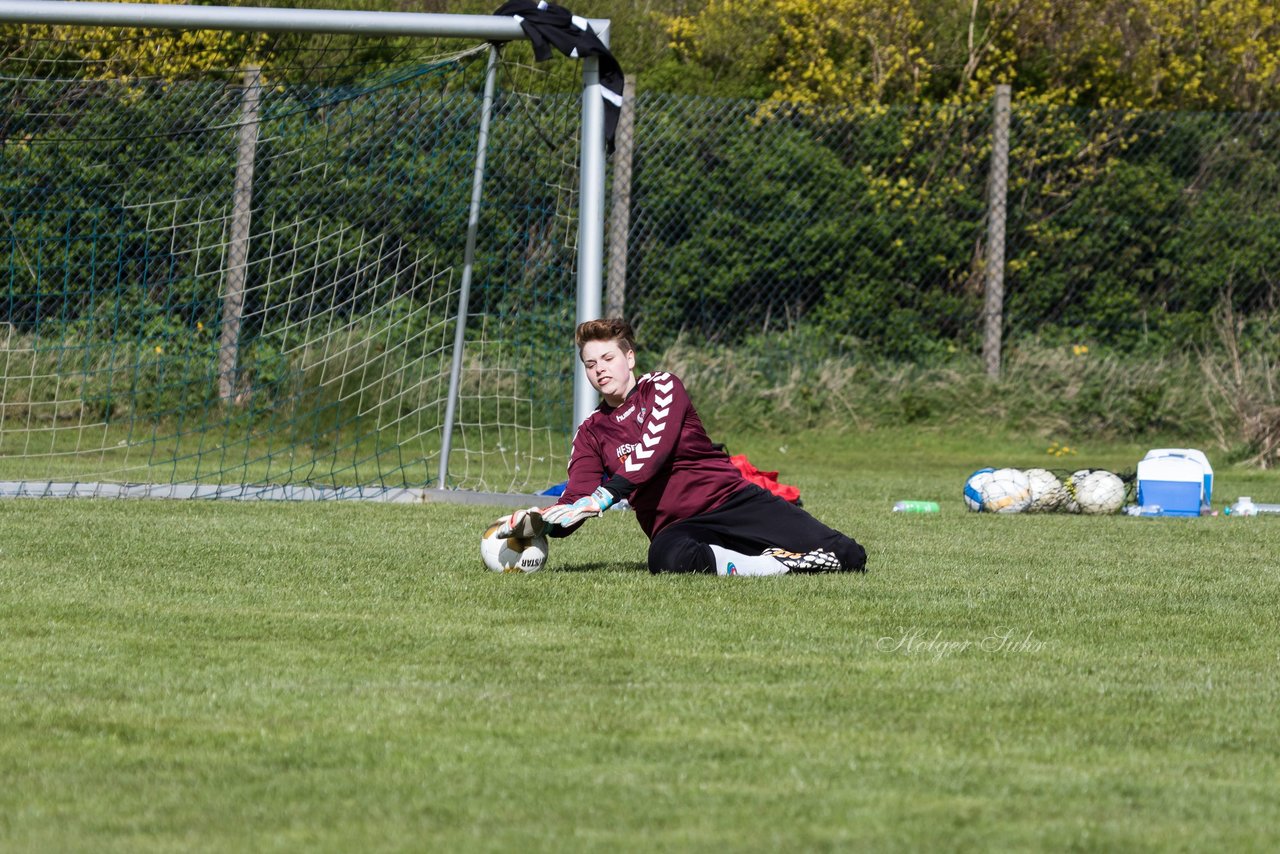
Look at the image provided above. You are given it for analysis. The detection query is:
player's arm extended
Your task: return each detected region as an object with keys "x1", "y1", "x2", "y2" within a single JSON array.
[{"x1": 542, "y1": 426, "x2": 608, "y2": 534}]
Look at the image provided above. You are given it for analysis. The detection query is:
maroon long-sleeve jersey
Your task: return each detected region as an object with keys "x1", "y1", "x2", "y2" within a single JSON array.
[{"x1": 557, "y1": 371, "x2": 748, "y2": 539}]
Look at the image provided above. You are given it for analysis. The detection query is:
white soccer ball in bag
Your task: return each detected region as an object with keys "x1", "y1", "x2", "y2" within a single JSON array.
[
  {"x1": 1062, "y1": 469, "x2": 1091, "y2": 513},
  {"x1": 964, "y1": 467, "x2": 996, "y2": 511},
  {"x1": 1025, "y1": 467, "x2": 1067, "y2": 512},
  {"x1": 1073, "y1": 470, "x2": 1126, "y2": 515},
  {"x1": 480, "y1": 523, "x2": 549, "y2": 573},
  {"x1": 979, "y1": 468, "x2": 1032, "y2": 513}
]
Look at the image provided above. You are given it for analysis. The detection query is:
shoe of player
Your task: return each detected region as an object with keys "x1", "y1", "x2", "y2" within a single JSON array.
[{"x1": 761, "y1": 547, "x2": 843, "y2": 573}]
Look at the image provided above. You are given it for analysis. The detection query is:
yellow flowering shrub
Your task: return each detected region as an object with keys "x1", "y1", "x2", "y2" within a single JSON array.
[
  {"x1": 11, "y1": 0, "x2": 264, "y2": 81},
  {"x1": 667, "y1": 0, "x2": 1280, "y2": 110}
]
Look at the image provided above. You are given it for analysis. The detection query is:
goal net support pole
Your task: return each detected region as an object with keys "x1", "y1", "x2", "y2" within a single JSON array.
[{"x1": 438, "y1": 45, "x2": 501, "y2": 490}]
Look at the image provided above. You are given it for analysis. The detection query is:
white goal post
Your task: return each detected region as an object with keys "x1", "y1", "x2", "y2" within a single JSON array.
[{"x1": 0, "y1": 0, "x2": 609, "y2": 504}]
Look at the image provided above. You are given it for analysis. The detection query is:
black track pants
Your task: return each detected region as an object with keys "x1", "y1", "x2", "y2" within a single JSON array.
[{"x1": 646, "y1": 485, "x2": 867, "y2": 574}]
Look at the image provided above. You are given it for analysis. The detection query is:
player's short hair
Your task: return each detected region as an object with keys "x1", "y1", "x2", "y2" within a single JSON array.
[{"x1": 575, "y1": 318, "x2": 636, "y2": 356}]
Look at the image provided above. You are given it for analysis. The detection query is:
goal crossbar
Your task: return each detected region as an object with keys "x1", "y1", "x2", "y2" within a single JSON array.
[{"x1": 0, "y1": 0, "x2": 530, "y2": 41}]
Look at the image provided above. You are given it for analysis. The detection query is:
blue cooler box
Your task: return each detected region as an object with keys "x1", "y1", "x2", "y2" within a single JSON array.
[{"x1": 1136, "y1": 449, "x2": 1212, "y2": 517}]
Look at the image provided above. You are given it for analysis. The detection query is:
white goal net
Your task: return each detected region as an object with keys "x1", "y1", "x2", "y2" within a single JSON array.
[{"x1": 0, "y1": 3, "x2": 607, "y2": 501}]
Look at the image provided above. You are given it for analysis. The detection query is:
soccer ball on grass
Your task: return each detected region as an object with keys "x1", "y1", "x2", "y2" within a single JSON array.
[
  {"x1": 1071, "y1": 470, "x2": 1126, "y2": 515},
  {"x1": 1025, "y1": 467, "x2": 1067, "y2": 512},
  {"x1": 963, "y1": 467, "x2": 996, "y2": 511},
  {"x1": 1062, "y1": 469, "x2": 1090, "y2": 513},
  {"x1": 979, "y1": 467, "x2": 1032, "y2": 513},
  {"x1": 480, "y1": 523, "x2": 549, "y2": 573}
]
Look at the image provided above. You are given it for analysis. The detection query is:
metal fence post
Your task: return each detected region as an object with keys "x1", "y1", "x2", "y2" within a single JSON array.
[
  {"x1": 983, "y1": 84, "x2": 1011, "y2": 379},
  {"x1": 606, "y1": 74, "x2": 635, "y2": 318},
  {"x1": 218, "y1": 64, "x2": 261, "y2": 402}
]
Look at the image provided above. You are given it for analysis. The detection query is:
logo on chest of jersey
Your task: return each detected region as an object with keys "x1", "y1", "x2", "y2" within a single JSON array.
[
  {"x1": 614, "y1": 403, "x2": 635, "y2": 423},
  {"x1": 614, "y1": 442, "x2": 636, "y2": 465}
]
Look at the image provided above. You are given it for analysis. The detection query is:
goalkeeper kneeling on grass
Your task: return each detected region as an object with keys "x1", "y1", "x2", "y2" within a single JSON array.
[{"x1": 496, "y1": 318, "x2": 867, "y2": 576}]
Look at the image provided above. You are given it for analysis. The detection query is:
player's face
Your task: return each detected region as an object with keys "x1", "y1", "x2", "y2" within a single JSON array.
[{"x1": 581, "y1": 339, "x2": 636, "y2": 405}]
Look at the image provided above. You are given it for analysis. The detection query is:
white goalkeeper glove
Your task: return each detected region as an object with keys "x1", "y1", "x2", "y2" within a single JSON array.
[
  {"x1": 541, "y1": 486, "x2": 615, "y2": 528},
  {"x1": 494, "y1": 507, "x2": 546, "y2": 538}
]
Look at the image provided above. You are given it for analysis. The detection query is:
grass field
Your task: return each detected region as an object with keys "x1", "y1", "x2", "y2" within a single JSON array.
[{"x1": 2, "y1": 428, "x2": 1278, "y2": 851}]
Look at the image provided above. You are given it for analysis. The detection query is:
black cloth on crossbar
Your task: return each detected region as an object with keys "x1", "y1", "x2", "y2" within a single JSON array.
[{"x1": 493, "y1": 0, "x2": 625, "y2": 152}]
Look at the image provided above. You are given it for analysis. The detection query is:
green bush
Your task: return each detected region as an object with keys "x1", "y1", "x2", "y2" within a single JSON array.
[{"x1": 659, "y1": 330, "x2": 1276, "y2": 464}]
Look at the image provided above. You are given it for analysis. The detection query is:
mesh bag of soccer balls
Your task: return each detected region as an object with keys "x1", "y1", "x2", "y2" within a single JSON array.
[{"x1": 964, "y1": 467, "x2": 1134, "y2": 514}]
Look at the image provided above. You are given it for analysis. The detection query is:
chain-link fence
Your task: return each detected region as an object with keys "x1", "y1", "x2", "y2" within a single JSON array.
[
  {"x1": 5, "y1": 38, "x2": 1280, "y2": 486},
  {"x1": 610, "y1": 89, "x2": 1280, "y2": 364}
]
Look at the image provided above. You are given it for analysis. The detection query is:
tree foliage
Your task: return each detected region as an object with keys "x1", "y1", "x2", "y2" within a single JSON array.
[
  {"x1": 10, "y1": 0, "x2": 1276, "y2": 109},
  {"x1": 664, "y1": 0, "x2": 1280, "y2": 110},
  {"x1": 4, "y1": 0, "x2": 1278, "y2": 377}
]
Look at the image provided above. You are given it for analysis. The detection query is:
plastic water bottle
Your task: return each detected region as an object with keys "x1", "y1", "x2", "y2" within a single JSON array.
[
  {"x1": 1124, "y1": 504, "x2": 1163, "y2": 517},
  {"x1": 893, "y1": 500, "x2": 940, "y2": 513},
  {"x1": 1226, "y1": 497, "x2": 1280, "y2": 516},
  {"x1": 1226, "y1": 497, "x2": 1255, "y2": 516}
]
